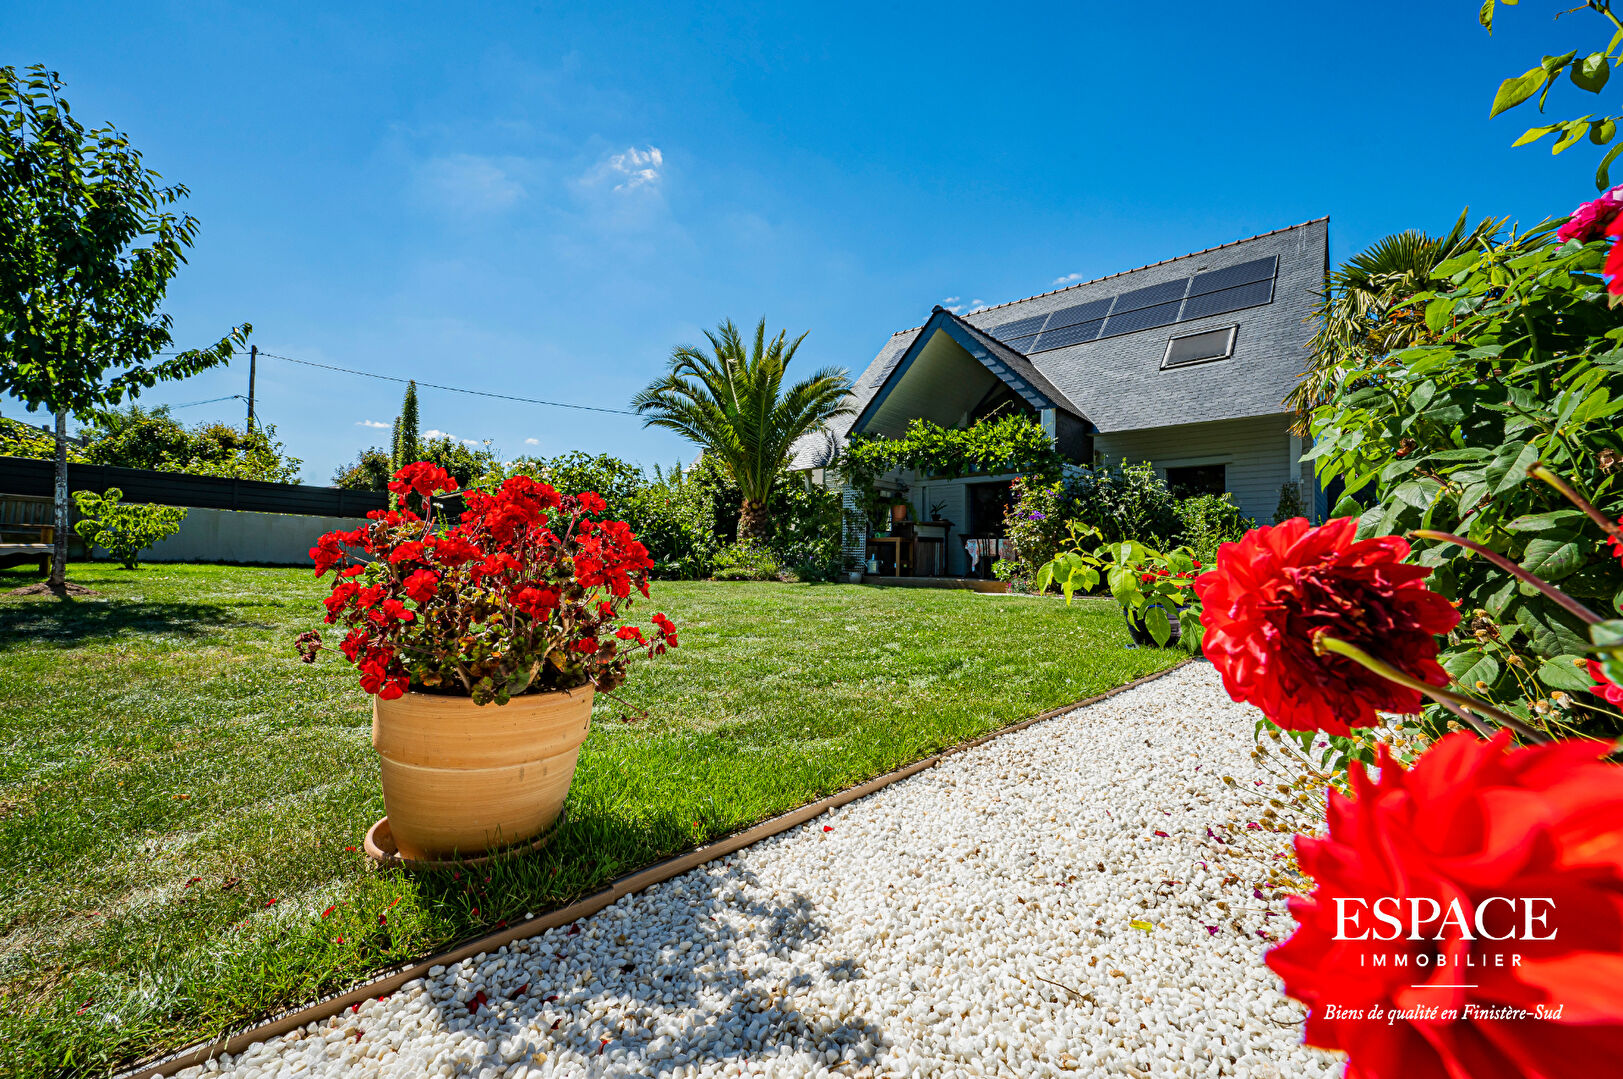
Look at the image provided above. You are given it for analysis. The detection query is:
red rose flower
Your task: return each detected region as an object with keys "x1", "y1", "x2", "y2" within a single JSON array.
[
  {"x1": 577, "y1": 491, "x2": 607, "y2": 515},
  {"x1": 615, "y1": 625, "x2": 645, "y2": 644},
  {"x1": 1268, "y1": 731, "x2": 1623, "y2": 1079},
  {"x1": 1193, "y1": 517, "x2": 1460, "y2": 736},
  {"x1": 1558, "y1": 185, "x2": 1623, "y2": 244},
  {"x1": 430, "y1": 535, "x2": 482, "y2": 567},
  {"x1": 388, "y1": 541, "x2": 427, "y2": 565},
  {"x1": 1589, "y1": 661, "x2": 1623, "y2": 707}
]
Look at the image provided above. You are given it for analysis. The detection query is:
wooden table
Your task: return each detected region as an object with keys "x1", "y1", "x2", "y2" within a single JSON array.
[{"x1": 867, "y1": 536, "x2": 913, "y2": 576}]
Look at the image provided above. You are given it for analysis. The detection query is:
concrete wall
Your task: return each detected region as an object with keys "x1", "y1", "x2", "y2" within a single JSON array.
[
  {"x1": 1093, "y1": 412, "x2": 1315, "y2": 525},
  {"x1": 110, "y1": 507, "x2": 371, "y2": 565}
]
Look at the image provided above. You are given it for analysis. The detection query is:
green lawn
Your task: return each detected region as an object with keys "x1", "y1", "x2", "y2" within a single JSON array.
[{"x1": 0, "y1": 563, "x2": 1178, "y2": 1076}]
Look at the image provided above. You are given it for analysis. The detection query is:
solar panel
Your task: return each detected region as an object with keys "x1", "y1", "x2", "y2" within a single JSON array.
[
  {"x1": 1029, "y1": 319, "x2": 1104, "y2": 352},
  {"x1": 1039, "y1": 297, "x2": 1112, "y2": 332},
  {"x1": 988, "y1": 314, "x2": 1048, "y2": 340},
  {"x1": 1180, "y1": 279, "x2": 1275, "y2": 319},
  {"x1": 1109, "y1": 279, "x2": 1189, "y2": 315},
  {"x1": 1103, "y1": 300, "x2": 1183, "y2": 336},
  {"x1": 1002, "y1": 333, "x2": 1042, "y2": 353},
  {"x1": 1188, "y1": 256, "x2": 1277, "y2": 298}
]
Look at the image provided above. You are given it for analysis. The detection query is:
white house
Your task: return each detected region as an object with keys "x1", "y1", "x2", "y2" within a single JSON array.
[{"x1": 791, "y1": 218, "x2": 1329, "y2": 578}]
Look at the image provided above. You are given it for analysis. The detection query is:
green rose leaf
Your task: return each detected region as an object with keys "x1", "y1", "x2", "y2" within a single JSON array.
[
  {"x1": 1490, "y1": 65, "x2": 1548, "y2": 117},
  {"x1": 1518, "y1": 536, "x2": 1585, "y2": 583}
]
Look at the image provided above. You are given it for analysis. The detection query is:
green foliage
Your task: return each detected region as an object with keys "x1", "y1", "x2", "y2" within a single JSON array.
[
  {"x1": 711, "y1": 541, "x2": 782, "y2": 581},
  {"x1": 391, "y1": 382, "x2": 421, "y2": 472},
  {"x1": 1176, "y1": 492, "x2": 1253, "y2": 563},
  {"x1": 0, "y1": 415, "x2": 86, "y2": 461},
  {"x1": 1036, "y1": 535, "x2": 1206, "y2": 651},
  {"x1": 70, "y1": 487, "x2": 186, "y2": 569},
  {"x1": 1271, "y1": 482, "x2": 1306, "y2": 525},
  {"x1": 621, "y1": 461, "x2": 721, "y2": 579},
  {"x1": 1001, "y1": 476, "x2": 1073, "y2": 575},
  {"x1": 842, "y1": 415, "x2": 1066, "y2": 530},
  {"x1": 0, "y1": 64, "x2": 250, "y2": 583},
  {"x1": 1482, "y1": 1, "x2": 1623, "y2": 187},
  {"x1": 332, "y1": 447, "x2": 392, "y2": 490},
  {"x1": 80, "y1": 405, "x2": 302, "y2": 482},
  {"x1": 634, "y1": 318, "x2": 853, "y2": 541},
  {"x1": 1288, "y1": 214, "x2": 1506, "y2": 427},
  {"x1": 1309, "y1": 229, "x2": 1623, "y2": 737}
]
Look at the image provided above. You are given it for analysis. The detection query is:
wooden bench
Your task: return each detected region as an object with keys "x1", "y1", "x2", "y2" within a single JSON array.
[{"x1": 0, "y1": 495, "x2": 56, "y2": 574}]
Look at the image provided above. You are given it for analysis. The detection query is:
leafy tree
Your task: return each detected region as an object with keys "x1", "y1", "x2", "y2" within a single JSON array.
[
  {"x1": 1481, "y1": 0, "x2": 1623, "y2": 188},
  {"x1": 391, "y1": 381, "x2": 420, "y2": 472},
  {"x1": 80, "y1": 405, "x2": 301, "y2": 482},
  {"x1": 633, "y1": 318, "x2": 853, "y2": 541},
  {"x1": 1286, "y1": 214, "x2": 1504, "y2": 431},
  {"x1": 332, "y1": 446, "x2": 393, "y2": 490},
  {"x1": 71, "y1": 487, "x2": 187, "y2": 568},
  {"x1": 0, "y1": 65, "x2": 250, "y2": 587}
]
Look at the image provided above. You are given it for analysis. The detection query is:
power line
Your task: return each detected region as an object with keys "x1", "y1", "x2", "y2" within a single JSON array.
[
  {"x1": 255, "y1": 351, "x2": 643, "y2": 417},
  {"x1": 169, "y1": 394, "x2": 247, "y2": 410}
]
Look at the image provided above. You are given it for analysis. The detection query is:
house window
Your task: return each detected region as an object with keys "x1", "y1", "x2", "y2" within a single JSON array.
[
  {"x1": 1161, "y1": 325, "x2": 1237, "y2": 369},
  {"x1": 1165, "y1": 464, "x2": 1226, "y2": 498}
]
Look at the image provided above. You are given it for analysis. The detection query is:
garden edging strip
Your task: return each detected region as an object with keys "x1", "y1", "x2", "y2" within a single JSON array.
[{"x1": 120, "y1": 657, "x2": 1195, "y2": 1079}]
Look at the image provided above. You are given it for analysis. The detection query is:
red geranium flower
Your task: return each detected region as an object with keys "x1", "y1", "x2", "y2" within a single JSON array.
[
  {"x1": 401, "y1": 569, "x2": 439, "y2": 605},
  {"x1": 387, "y1": 462, "x2": 457, "y2": 501},
  {"x1": 1193, "y1": 517, "x2": 1460, "y2": 736},
  {"x1": 1268, "y1": 730, "x2": 1623, "y2": 1079}
]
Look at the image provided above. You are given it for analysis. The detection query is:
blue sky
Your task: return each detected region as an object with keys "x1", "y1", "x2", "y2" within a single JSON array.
[{"x1": 2, "y1": 2, "x2": 1611, "y2": 482}]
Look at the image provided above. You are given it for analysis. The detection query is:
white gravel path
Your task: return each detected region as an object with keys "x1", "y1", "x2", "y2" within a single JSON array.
[{"x1": 184, "y1": 662, "x2": 1344, "y2": 1079}]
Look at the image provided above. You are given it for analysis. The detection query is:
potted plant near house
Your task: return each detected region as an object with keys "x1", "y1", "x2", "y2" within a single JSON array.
[{"x1": 295, "y1": 463, "x2": 678, "y2": 861}]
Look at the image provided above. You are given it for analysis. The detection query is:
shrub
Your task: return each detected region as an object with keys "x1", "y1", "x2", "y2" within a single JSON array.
[
  {"x1": 711, "y1": 542, "x2": 782, "y2": 581},
  {"x1": 297, "y1": 464, "x2": 676, "y2": 705},
  {"x1": 1001, "y1": 462, "x2": 1184, "y2": 581},
  {"x1": 71, "y1": 487, "x2": 187, "y2": 568},
  {"x1": 1069, "y1": 462, "x2": 1183, "y2": 547},
  {"x1": 1309, "y1": 217, "x2": 1623, "y2": 738},
  {"x1": 1002, "y1": 477, "x2": 1071, "y2": 576},
  {"x1": 82, "y1": 406, "x2": 302, "y2": 482},
  {"x1": 1176, "y1": 493, "x2": 1253, "y2": 564},
  {"x1": 1272, "y1": 481, "x2": 1306, "y2": 524}
]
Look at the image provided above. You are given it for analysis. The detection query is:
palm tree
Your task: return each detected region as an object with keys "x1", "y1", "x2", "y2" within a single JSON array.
[
  {"x1": 634, "y1": 318, "x2": 853, "y2": 541},
  {"x1": 1288, "y1": 211, "x2": 1506, "y2": 432}
]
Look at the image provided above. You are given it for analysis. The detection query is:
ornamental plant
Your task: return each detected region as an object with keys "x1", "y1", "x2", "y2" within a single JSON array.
[
  {"x1": 1309, "y1": 202, "x2": 1623, "y2": 740},
  {"x1": 1035, "y1": 526, "x2": 1206, "y2": 650},
  {"x1": 295, "y1": 463, "x2": 677, "y2": 705},
  {"x1": 1194, "y1": 489, "x2": 1623, "y2": 1078},
  {"x1": 71, "y1": 487, "x2": 187, "y2": 569}
]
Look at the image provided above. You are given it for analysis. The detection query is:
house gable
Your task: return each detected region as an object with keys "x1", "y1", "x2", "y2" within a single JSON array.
[{"x1": 850, "y1": 307, "x2": 1088, "y2": 437}]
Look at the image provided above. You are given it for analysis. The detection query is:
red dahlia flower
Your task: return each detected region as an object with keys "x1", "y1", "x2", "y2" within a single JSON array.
[
  {"x1": 1269, "y1": 731, "x2": 1623, "y2": 1079},
  {"x1": 1589, "y1": 661, "x2": 1623, "y2": 707},
  {"x1": 1193, "y1": 517, "x2": 1459, "y2": 736}
]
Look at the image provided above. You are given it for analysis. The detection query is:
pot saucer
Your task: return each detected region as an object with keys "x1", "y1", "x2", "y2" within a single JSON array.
[{"x1": 364, "y1": 809, "x2": 567, "y2": 870}]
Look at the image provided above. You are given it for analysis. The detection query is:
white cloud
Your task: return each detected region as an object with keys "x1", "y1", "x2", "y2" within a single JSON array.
[
  {"x1": 524, "y1": 437, "x2": 540, "y2": 445},
  {"x1": 941, "y1": 296, "x2": 964, "y2": 314},
  {"x1": 584, "y1": 145, "x2": 664, "y2": 191},
  {"x1": 1052, "y1": 272, "x2": 1085, "y2": 286},
  {"x1": 356, "y1": 419, "x2": 390, "y2": 429},
  {"x1": 415, "y1": 153, "x2": 527, "y2": 213},
  {"x1": 423, "y1": 428, "x2": 482, "y2": 446}
]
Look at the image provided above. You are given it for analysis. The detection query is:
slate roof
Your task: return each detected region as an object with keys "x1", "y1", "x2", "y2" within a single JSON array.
[{"x1": 790, "y1": 218, "x2": 1327, "y2": 470}]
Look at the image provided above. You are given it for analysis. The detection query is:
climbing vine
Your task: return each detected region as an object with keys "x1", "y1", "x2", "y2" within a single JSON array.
[{"x1": 838, "y1": 416, "x2": 1066, "y2": 527}]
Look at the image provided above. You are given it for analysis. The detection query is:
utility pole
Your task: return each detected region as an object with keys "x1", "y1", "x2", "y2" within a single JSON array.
[{"x1": 246, "y1": 344, "x2": 257, "y2": 430}]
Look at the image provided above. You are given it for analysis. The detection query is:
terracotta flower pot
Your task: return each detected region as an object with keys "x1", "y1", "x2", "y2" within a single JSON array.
[{"x1": 371, "y1": 685, "x2": 593, "y2": 860}]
